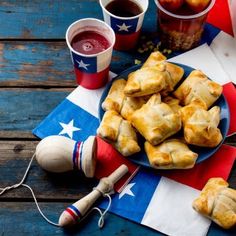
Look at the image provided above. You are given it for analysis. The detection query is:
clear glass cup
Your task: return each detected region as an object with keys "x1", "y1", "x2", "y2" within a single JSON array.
[{"x1": 155, "y1": 0, "x2": 216, "y2": 51}]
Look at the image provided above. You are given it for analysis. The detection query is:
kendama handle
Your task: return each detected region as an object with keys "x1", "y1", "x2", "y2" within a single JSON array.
[{"x1": 58, "y1": 164, "x2": 129, "y2": 227}]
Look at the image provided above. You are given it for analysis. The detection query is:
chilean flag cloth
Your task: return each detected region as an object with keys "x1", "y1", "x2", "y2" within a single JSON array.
[{"x1": 33, "y1": 5, "x2": 236, "y2": 235}]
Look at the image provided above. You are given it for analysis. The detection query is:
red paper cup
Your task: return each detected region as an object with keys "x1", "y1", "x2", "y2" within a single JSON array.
[
  {"x1": 99, "y1": 0, "x2": 149, "y2": 51},
  {"x1": 66, "y1": 18, "x2": 115, "y2": 89}
]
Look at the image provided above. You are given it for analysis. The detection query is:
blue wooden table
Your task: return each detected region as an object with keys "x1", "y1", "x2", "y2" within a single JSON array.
[{"x1": 0, "y1": 1, "x2": 235, "y2": 235}]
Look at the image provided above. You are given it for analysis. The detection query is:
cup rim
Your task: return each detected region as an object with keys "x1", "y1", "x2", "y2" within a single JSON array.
[
  {"x1": 65, "y1": 18, "x2": 115, "y2": 58},
  {"x1": 99, "y1": 0, "x2": 149, "y2": 20},
  {"x1": 154, "y1": 0, "x2": 216, "y2": 19}
]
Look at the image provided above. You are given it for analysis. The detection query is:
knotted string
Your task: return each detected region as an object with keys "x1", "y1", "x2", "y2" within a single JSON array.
[{"x1": 0, "y1": 152, "x2": 112, "y2": 228}]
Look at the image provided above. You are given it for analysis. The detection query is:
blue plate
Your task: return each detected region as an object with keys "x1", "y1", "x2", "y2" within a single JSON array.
[{"x1": 98, "y1": 63, "x2": 230, "y2": 167}]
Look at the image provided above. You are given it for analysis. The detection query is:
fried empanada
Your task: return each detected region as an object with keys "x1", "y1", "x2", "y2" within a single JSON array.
[
  {"x1": 183, "y1": 105, "x2": 222, "y2": 147},
  {"x1": 145, "y1": 139, "x2": 198, "y2": 169},
  {"x1": 173, "y1": 70, "x2": 222, "y2": 109},
  {"x1": 97, "y1": 110, "x2": 140, "y2": 156},
  {"x1": 102, "y1": 79, "x2": 126, "y2": 112},
  {"x1": 131, "y1": 94, "x2": 182, "y2": 146},
  {"x1": 124, "y1": 65, "x2": 169, "y2": 97},
  {"x1": 102, "y1": 79, "x2": 147, "y2": 121},
  {"x1": 142, "y1": 52, "x2": 184, "y2": 96},
  {"x1": 162, "y1": 96, "x2": 182, "y2": 114},
  {"x1": 193, "y1": 178, "x2": 236, "y2": 229}
]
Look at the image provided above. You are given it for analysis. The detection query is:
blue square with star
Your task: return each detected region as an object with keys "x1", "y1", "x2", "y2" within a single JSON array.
[
  {"x1": 110, "y1": 17, "x2": 138, "y2": 35},
  {"x1": 72, "y1": 51, "x2": 97, "y2": 73}
]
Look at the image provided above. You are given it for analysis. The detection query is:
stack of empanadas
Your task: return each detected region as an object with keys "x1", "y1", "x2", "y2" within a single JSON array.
[
  {"x1": 193, "y1": 178, "x2": 236, "y2": 229},
  {"x1": 97, "y1": 51, "x2": 223, "y2": 170}
]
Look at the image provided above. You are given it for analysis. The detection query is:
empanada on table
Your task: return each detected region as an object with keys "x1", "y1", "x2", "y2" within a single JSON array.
[
  {"x1": 173, "y1": 70, "x2": 223, "y2": 109},
  {"x1": 102, "y1": 78, "x2": 147, "y2": 121},
  {"x1": 97, "y1": 110, "x2": 140, "y2": 156},
  {"x1": 193, "y1": 178, "x2": 236, "y2": 229},
  {"x1": 131, "y1": 93, "x2": 182, "y2": 146},
  {"x1": 183, "y1": 105, "x2": 223, "y2": 147},
  {"x1": 145, "y1": 139, "x2": 198, "y2": 169}
]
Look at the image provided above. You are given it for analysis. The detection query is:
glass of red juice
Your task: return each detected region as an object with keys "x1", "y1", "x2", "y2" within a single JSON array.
[
  {"x1": 66, "y1": 18, "x2": 115, "y2": 89},
  {"x1": 154, "y1": 0, "x2": 215, "y2": 51},
  {"x1": 99, "y1": 0, "x2": 149, "y2": 51}
]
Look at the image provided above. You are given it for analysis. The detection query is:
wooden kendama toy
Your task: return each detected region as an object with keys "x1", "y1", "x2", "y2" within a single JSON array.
[
  {"x1": 58, "y1": 164, "x2": 128, "y2": 227},
  {"x1": 35, "y1": 135, "x2": 97, "y2": 178}
]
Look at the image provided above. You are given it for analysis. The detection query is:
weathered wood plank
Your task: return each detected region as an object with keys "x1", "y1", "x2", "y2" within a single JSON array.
[
  {"x1": 0, "y1": 0, "x2": 156, "y2": 39},
  {"x1": 0, "y1": 41, "x2": 153, "y2": 85},
  {"x1": 0, "y1": 202, "x2": 163, "y2": 236},
  {"x1": 0, "y1": 88, "x2": 72, "y2": 132},
  {"x1": 0, "y1": 41, "x2": 76, "y2": 86}
]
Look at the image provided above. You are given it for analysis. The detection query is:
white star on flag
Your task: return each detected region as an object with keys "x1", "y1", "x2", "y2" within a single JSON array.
[
  {"x1": 117, "y1": 23, "x2": 132, "y2": 32},
  {"x1": 119, "y1": 183, "x2": 135, "y2": 199},
  {"x1": 76, "y1": 59, "x2": 90, "y2": 70},
  {"x1": 59, "y1": 120, "x2": 81, "y2": 139}
]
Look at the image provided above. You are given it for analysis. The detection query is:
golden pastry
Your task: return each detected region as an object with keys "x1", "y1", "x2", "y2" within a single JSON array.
[
  {"x1": 173, "y1": 70, "x2": 223, "y2": 109},
  {"x1": 162, "y1": 96, "x2": 182, "y2": 114},
  {"x1": 131, "y1": 94, "x2": 182, "y2": 146},
  {"x1": 193, "y1": 178, "x2": 236, "y2": 229},
  {"x1": 145, "y1": 139, "x2": 198, "y2": 169},
  {"x1": 124, "y1": 65, "x2": 169, "y2": 97},
  {"x1": 183, "y1": 105, "x2": 223, "y2": 147},
  {"x1": 102, "y1": 78, "x2": 147, "y2": 121},
  {"x1": 142, "y1": 51, "x2": 184, "y2": 96},
  {"x1": 97, "y1": 110, "x2": 140, "y2": 156},
  {"x1": 142, "y1": 51, "x2": 167, "y2": 68},
  {"x1": 102, "y1": 79, "x2": 126, "y2": 113}
]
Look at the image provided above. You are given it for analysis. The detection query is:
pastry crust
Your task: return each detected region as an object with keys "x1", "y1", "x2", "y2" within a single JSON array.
[
  {"x1": 182, "y1": 105, "x2": 223, "y2": 147},
  {"x1": 142, "y1": 51, "x2": 167, "y2": 68},
  {"x1": 102, "y1": 79, "x2": 126, "y2": 113},
  {"x1": 162, "y1": 96, "x2": 182, "y2": 114},
  {"x1": 102, "y1": 78, "x2": 147, "y2": 121},
  {"x1": 124, "y1": 65, "x2": 169, "y2": 97},
  {"x1": 131, "y1": 94, "x2": 182, "y2": 146},
  {"x1": 120, "y1": 96, "x2": 148, "y2": 121},
  {"x1": 145, "y1": 139, "x2": 198, "y2": 169},
  {"x1": 142, "y1": 52, "x2": 184, "y2": 96},
  {"x1": 193, "y1": 178, "x2": 236, "y2": 229},
  {"x1": 173, "y1": 70, "x2": 223, "y2": 109},
  {"x1": 97, "y1": 110, "x2": 140, "y2": 156}
]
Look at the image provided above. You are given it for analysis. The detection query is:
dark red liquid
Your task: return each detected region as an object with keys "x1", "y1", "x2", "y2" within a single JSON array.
[
  {"x1": 71, "y1": 31, "x2": 110, "y2": 55},
  {"x1": 105, "y1": 0, "x2": 143, "y2": 17}
]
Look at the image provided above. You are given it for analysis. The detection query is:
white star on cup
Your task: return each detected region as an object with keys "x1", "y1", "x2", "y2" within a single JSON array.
[
  {"x1": 117, "y1": 23, "x2": 132, "y2": 32},
  {"x1": 76, "y1": 59, "x2": 90, "y2": 70}
]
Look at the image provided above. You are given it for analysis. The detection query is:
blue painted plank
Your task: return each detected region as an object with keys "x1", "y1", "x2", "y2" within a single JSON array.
[
  {"x1": 0, "y1": 89, "x2": 72, "y2": 131},
  {"x1": 0, "y1": 0, "x2": 157, "y2": 39},
  {"x1": 0, "y1": 202, "x2": 163, "y2": 236}
]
